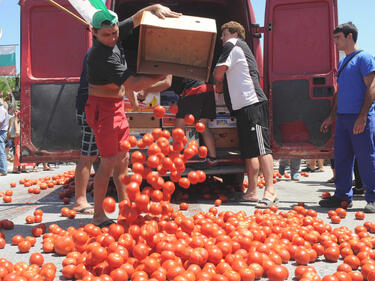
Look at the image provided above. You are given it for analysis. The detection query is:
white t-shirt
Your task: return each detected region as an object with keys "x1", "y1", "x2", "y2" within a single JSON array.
[{"x1": 216, "y1": 38, "x2": 267, "y2": 111}]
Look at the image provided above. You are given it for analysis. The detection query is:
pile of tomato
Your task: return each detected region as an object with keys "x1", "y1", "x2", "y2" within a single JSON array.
[
  {"x1": 0, "y1": 171, "x2": 75, "y2": 204},
  {"x1": 0, "y1": 107, "x2": 375, "y2": 281}
]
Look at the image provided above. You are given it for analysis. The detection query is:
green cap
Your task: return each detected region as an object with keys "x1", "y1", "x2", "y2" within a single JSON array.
[{"x1": 91, "y1": 9, "x2": 118, "y2": 29}]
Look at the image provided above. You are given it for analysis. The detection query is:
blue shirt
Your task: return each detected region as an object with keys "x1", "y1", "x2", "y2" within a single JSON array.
[{"x1": 337, "y1": 50, "x2": 375, "y2": 115}]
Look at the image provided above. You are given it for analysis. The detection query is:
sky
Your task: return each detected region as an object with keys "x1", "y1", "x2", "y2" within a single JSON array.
[{"x1": 0, "y1": 0, "x2": 374, "y2": 74}]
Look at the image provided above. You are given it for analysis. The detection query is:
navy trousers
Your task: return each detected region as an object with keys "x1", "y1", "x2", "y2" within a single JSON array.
[{"x1": 334, "y1": 114, "x2": 375, "y2": 202}]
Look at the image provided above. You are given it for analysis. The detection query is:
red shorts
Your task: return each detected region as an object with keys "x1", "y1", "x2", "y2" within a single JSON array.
[{"x1": 85, "y1": 95, "x2": 129, "y2": 157}]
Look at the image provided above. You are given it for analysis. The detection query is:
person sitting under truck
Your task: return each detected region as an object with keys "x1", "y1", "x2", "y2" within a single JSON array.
[{"x1": 139, "y1": 75, "x2": 218, "y2": 165}]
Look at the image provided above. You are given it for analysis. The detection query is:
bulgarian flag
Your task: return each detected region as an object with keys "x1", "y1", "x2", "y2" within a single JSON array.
[
  {"x1": 0, "y1": 45, "x2": 16, "y2": 76},
  {"x1": 67, "y1": 0, "x2": 110, "y2": 24}
]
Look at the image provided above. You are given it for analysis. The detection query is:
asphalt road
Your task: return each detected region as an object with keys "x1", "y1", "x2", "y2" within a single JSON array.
[{"x1": 0, "y1": 161, "x2": 374, "y2": 280}]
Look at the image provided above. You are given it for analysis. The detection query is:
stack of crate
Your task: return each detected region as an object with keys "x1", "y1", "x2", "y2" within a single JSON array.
[
  {"x1": 125, "y1": 92, "x2": 160, "y2": 141},
  {"x1": 209, "y1": 94, "x2": 239, "y2": 148}
]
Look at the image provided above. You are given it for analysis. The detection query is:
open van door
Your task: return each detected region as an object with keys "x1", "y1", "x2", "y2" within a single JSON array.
[
  {"x1": 264, "y1": 0, "x2": 338, "y2": 158},
  {"x1": 19, "y1": 0, "x2": 91, "y2": 161}
]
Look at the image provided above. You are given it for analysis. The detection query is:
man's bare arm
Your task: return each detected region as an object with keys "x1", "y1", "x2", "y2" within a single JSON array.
[
  {"x1": 353, "y1": 72, "x2": 375, "y2": 134},
  {"x1": 132, "y1": 4, "x2": 182, "y2": 28},
  {"x1": 137, "y1": 75, "x2": 172, "y2": 101},
  {"x1": 213, "y1": 65, "x2": 228, "y2": 94}
]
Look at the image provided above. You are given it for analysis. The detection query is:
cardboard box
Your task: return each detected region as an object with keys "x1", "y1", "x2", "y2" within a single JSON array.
[
  {"x1": 161, "y1": 112, "x2": 177, "y2": 128},
  {"x1": 137, "y1": 11, "x2": 217, "y2": 81},
  {"x1": 209, "y1": 106, "x2": 236, "y2": 128},
  {"x1": 124, "y1": 92, "x2": 160, "y2": 112},
  {"x1": 212, "y1": 128, "x2": 239, "y2": 148},
  {"x1": 127, "y1": 113, "x2": 160, "y2": 128}
]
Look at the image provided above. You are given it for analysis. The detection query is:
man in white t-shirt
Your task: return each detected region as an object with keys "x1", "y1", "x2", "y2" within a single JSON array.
[{"x1": 214, "y1": 21, "x2": 277, "y2": 208}]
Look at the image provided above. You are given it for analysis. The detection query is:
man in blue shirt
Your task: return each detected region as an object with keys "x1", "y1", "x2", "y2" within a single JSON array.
[{"x1": 320, "y1": 22, "x2": 375, "y2": 213}]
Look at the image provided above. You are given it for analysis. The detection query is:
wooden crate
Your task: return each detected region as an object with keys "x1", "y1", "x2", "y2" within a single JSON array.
[
  {"x1": 212, "y1": 128, "x2": 239, "y2": 148},
  {"x1": 127, "y1": 113, "x2": 160, "y2": 128},
  {"x1": 137, "y1": 11, "x2": 217, "y2": 82}
]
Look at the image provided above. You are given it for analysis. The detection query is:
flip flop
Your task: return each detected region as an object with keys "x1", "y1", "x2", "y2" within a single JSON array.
[
  {"x1": 75, "y1": 206, "x2": 95, "y2": 215},
  {"x1": 255, "y1": 197, "x2": 279, "y2": 209},
  {"x1": 95, "y1": 219, "x2": 115, "y2": 228}
]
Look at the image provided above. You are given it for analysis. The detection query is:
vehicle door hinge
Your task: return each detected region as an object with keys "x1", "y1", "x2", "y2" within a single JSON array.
[
  {"x1": 251, "y1": 23, "x2": 265, "y2": 38},
  {"x1": 267, "y1": 23, "x2": 273, "y2": 31}
]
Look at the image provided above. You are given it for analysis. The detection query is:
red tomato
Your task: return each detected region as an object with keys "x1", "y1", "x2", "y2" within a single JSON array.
[
  {"x1": 324, "y1": 246, "x2": 340, "y2": 262},
  {"x1": 132, "y1": 243, "x2": 150, "y2": 260},
  {"x1": 120, "y1": 140, "x2": 131, "y2": 152},
  {"x1": 267, "y1": 265, "x2": 289, "y2": 281},
  {"x1": 18, "y1": 240, "x2": 32, "y2": 253},
  {"x1": 198, "y1": 146, "x2": 208, "y2": 158},
  {"x1": 29, "y1": 252, "x2": 44, "y2": 266},
  {"x1": 172, "y1": 128, "x2": 185, "y2": 142},
  {"x1": 179, "y1": 202, "x2": 189, "y2": 210},
  {"x1": 195, "y1": 122, "x2": 206, "y2": 133},
  {"x1": 355, "y1": 211, "x2": 365, "y2": 220},
  {"x1": 178, "y1": 177, "x2": 190, "y2": 189},
  {"x1": 169, "y1": 104, "x2": 178, "y2": 114},
  {"x1": 103, "y1": 197, "x2": 116, "y2": 213},
  {"x1": 184, "y1": 114, "x2": 195, "y2": 125},
  {"x1": 54, "y1": 236, "x2": 75, "y2": 256},
  {"x1": 154, "y1": 105, "x2": 166, "y2": 119}
]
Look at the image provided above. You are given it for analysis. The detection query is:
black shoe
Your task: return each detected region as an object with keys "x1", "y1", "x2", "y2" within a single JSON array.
[
  {"x1": 302, "y1": 167, "x2": 314, "y2": 172},
  {"x1": 319, "y1": 196, "x2": 352, "y2": 208},
  {"x1": 206, "y1": 157, "x2": 219, "y2": 166},
  {"x1": 353, "y1": 186, "x2": 365, "y2": 195}
]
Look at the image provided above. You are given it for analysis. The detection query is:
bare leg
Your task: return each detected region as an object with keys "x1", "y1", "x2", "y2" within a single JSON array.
[
  {"x1": 198, "y1": 118, "x2": 216, "y2": 158},
  {"x1": 92, "y1": 156, "x2": 116, "y2": 225},
  {"x1": 318, "y1": 159, "x2": 324, "y2": 170},
  {"x1": 243, "y1": 157, "x2": 260, "y2": 201},
  {"x1": 175, "y1": 118, "x2": 186, "y2": 130},
  {"x1": 308, "y1": 159, "x2": 317, "y2": 170},
  {"x1": 113, "y1": 152, "x2": 129, "y2": 202},
  {"x1": 73, "y1": 155, "x2": 97, "y2": 213},
  {"x1": 258, "y1": 154, "x2": 276, "y2": 200}
]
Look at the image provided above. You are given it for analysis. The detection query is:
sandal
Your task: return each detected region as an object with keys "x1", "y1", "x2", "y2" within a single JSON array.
[
  {"x1": 75, "y1": 206, "x2": 95, "y2": 215},
  {"x1": 255, "y1": 197, "x2": 279, "y2": 209},
  {"x1": 95, "y1": 219, "x2": 115, "y2": 228}
]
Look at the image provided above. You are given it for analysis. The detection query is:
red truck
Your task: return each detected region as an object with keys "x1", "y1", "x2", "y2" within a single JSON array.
[{"x1": 19, "y1": 0, "x2": 338, "y2": 183}]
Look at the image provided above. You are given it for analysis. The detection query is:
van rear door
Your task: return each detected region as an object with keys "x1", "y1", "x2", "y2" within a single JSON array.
[
  {"x1": 20, "y1": 0, "x2": 91, "y2": 161},
  {"x1": 264, "y1": 0, "x2": 338, "y2": 158}
]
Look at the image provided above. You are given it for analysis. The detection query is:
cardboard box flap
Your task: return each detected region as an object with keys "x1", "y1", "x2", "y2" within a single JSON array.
[{"x1": 141, "y1": 11, "x2": 217, "y2": 33}]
